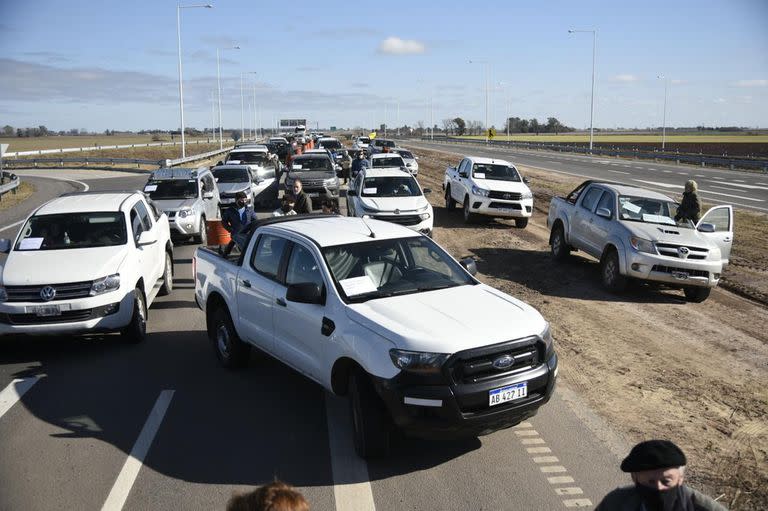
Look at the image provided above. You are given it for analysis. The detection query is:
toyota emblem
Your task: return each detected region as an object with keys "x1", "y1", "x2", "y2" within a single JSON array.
[
  {"x1": 492, "y1": 354, "x2": 515, "y2": 370},
  {"x1": 503, "y1": 193, "x2": 512, "y2": 199},
  {"x1": 394, "y1": 209, "x2": 401, "y2": 215},
  {"x1": 678, "y1": 246, "x2": 690, "y2": 259},
  {"x1": 40, "y1": 286, "x2": 57, "y2": 302}
]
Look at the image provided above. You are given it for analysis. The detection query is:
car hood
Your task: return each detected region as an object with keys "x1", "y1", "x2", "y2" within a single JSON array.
[
  {"x1": 152, "y1": 198, "x2": 198, "y2": 211},
  {"x1": 346, "y1": 284, "x2": 546, "y2": 354},
  {"x1": 474, "y1": 180, "x2": 530, "y2": 193},
  {"x1": 217, "y1": 182, "x2": 251, "y2": 195},
  {"x1": 623, "y1": 222, "x2": 712, "y2": 247},
  {"x1": 2, "y1": 245, "x2": 129, "y2": 286},
  {"x1": 289, "y1": 170, "x2": 336, "y2": 181},
  {"x1": 360, "y1": 196, "x2": 428, "y2": 213}
]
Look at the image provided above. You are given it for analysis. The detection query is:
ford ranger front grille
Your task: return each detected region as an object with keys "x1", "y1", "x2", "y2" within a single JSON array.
[
  {"x1": 5, "y1": 281, "x2": 93, "y2": 302},
  {"x1": 447, "y1": 337, "x2": 544, "y2": 385},
  {"x1": 655, "y1": 243, "x2": 708, "y2": 260}
]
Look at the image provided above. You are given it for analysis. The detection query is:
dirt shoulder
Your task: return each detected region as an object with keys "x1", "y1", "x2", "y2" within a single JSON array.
[
  {"x1": 0, "y1": 181, "x2": 35, "y2": 212},
  {"x1": 412, "y1": 146, "x2": 768, "y2": 510}
]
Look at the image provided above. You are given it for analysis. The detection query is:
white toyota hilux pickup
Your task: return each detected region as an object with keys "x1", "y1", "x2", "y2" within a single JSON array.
[
  {"x1": 194, "y1": 215, "x2": 557, "y2": 458},
  {"x1": 0, "y1": 191, "x2": 173, "y2": 341}
]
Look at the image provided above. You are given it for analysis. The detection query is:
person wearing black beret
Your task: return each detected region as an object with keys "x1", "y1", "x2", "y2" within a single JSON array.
[{"x1": 595, "y1": 440, "x2": 727, "y2": 511}]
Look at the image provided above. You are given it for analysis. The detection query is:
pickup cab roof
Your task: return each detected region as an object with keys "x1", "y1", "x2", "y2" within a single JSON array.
[
  {"x1": 150, "y1": 167, "x2": 208, "y2": 181},
  {"x1": 37, "y1": 191, "x2": 138, "y2": 215}
]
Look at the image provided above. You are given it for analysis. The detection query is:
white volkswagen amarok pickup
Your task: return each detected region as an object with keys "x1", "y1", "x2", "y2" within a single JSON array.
[
  {"x1": 443, "y1": 156, "x2": 533, "y2": 228},
  {"x1": 194, "y1": 215, "x2": 557, "y2": 458},
  {"x1": 0, "y1": 191, "x2": 173, "y2": 341}
]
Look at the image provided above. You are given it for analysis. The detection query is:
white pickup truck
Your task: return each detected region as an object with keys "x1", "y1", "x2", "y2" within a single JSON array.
[
  {"x1": 194, "y1": 216, "x2": 557, "y2": 458},
  {"x1": 443, "y1": 156, "x2": 533, "y2": 228},
  {"x1": 547, "y1": 180, "x2": 733, "y2": 302},
  {"x1": 0, "y1": 191, "x2": 173, "y2": 340}
]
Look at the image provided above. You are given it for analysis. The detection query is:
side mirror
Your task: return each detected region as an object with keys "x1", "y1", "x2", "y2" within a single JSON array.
[
  {"x1": 596, "y1": 207, "x2": 612, "y2": 219},
  {"x1": 523, "y1": 176, "x2": 530, "y2": 184},
  {"x1": 286, "y1": 283, "x2": 324, "y2": 305},
  {"x1": 203, "y1": 191, "x2": 214, "y2": 199},
  {"x1": 698, "y1": 222, "x2": 716, "y2": 233},
  {"x1": 0, "y1": 239, "x2": 11, "y2": 253},
  {"x1": 459, "y1": 256, "x2": 478, "y2": 276},
  {"x1": 137, "y1": 230, "x2": 158, "y2": 246},
  {"x1": 347, "y1": 188, "x2": 357, "y2": 196},
  {"x1": 423, "y1": 188, "x2": 432, "y2": 194},
  {"x1": 415, "y1": 156, "x2": 420, "y2": 160},
  {"x1": 459, "y1": 170, "x2": 468, "y2": 178}
]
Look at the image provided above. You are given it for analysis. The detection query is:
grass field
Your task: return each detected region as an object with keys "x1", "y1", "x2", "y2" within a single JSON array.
[
  {"x1": 461, "y1": 134, "x2": 768, "y2": 143},
  {"x1": 0, "y1": 135, "x2": 218, "y2": 153}
]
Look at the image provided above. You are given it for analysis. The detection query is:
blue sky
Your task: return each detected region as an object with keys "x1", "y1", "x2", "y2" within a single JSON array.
[{"x1": 1, "y1": 0, "x2": 767, "y2": 132}]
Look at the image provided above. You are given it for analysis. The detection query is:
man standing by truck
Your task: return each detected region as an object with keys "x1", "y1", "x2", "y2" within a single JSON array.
[{"x1": 220, "y1": 191, "x2": 258, "y2": 256}]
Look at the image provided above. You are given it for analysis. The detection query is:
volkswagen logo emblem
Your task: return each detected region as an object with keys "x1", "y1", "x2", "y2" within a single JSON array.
[
  {"x1": 678, "y1": 246, "x2": 690, "y2": 259},
  {"x1": 40, "y1": 286, "x2": 56, "y2": 302},
  {"x1": 492, "y1": 354, "x2": 515, "y2": 370},
  {"x1": 394, "y1": 209, "x2": 401, "y2": 215}
]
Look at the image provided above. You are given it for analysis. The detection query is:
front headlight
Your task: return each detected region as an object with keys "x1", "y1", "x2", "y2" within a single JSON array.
[
  {"x1": 323, "y1": 178, "x2": 337, "y2": 186},
  {"x1": 541, "y1": 323, "x2": 555, "y2": 358},
  {"x1": 389, "y1": 349, "x2": 449, "y2": 375},
  {"x1": 522, "y1": 191, "x2": 533, "y2": 200},
  {"x1": 177, "y1": 208, "x2": 194, "y2": 219},
  {"x1": 419, "y1": 212, "x2": 431, "y2": 220},
  {"x1": 361, "y1": 204, "x2": 379, "y2": 213},
  {"x1": 90, "y1": 273, "x2": 120, "y2": 296},
  {"x1": 0, "y1": 286, "x2": 7, "y2": 302},
  {"x1": 630, "y1": 236, "x2": 655, "y2": 254},
  {"x1": 471, "y1": 185, "x2": 490, "y2": 197}
]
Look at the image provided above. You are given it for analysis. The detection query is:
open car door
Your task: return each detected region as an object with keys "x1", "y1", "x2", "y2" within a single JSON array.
[{"x1": 697, "y1": 205, "x2": 734, "y2": 264}]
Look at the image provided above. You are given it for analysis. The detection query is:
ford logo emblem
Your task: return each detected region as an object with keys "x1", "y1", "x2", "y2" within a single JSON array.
[
  {"x1": 492, "y1": 354, "x2": 515, "y2": 370},
  {"x1": 40, "y1": 286, "x2": 57, "y2": 302}
]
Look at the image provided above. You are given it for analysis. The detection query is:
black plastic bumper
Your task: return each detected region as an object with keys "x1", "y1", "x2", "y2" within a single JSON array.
[{"x1": 372, "y1": 353, "x2": 558, "y2": 439}]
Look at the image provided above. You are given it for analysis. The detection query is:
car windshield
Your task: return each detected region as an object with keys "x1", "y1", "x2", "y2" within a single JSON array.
[
  {"x1": 358, "y1": 137, "x2": 370, "y2": 144},
  {"x1": 372, "y1": 157, "x2": 404, "y2": 168},
  {"x1": 472, "y1": 164, "x2": 521, "y2": 182},
  {"x1": 618, "y1": 195, "x2": 681, "y2": 226},
  {"x1": 361, "y1": 176, "x2": 421, "y2": 197},
  {"x1": 228, "y1": 152, "x2": 269, "y2": 165},
  {"x1": 322, "y1": 235, "x2": 474, "y2": 303},
  {"x1": 145, "y1": 180, "x2": 198, "y2": 199},
  {"x1": 15, "y1": 212, "x2": 127, "y2": 251},
  {"x1": 396, "y1": 151, "x2": 414, "y2": 159},
  {"x1": 213, "y1": 168, "x2": 250, "y2": 183},
  {"x1": 319, "y1": 140, "x2": 341, "y2": 149},
  {"x1": 292, "y1": 157, "x2": 331, "y2": 171}
]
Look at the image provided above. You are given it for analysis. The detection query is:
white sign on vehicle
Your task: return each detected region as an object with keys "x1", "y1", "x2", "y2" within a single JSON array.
[
  {"x1": 18, "y1": 237, "x2": 44, "y2": 250},
  {"x1": 339, "y1": 276, "x2": 378, "y2": 296},
  {"x1": 292, "y1": 164, "x2": 302, "y2": 169},
  {"x1": 363, "y1": 187, "x2": 377, "y2": 195},
  {"x1": 642, "y1": 214, "x2": 675, "y2": 225},
  {"x1": 474, "y1": 172, "x2": 486, "y2": 179},
  {"x1": 144, "y1": 184, "x2": 158, "y2": 192}
]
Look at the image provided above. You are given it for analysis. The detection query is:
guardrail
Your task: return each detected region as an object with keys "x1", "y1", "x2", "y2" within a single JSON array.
[
  {"x1": 0, "y1": 171, "x2": 21, "y2": 200},
  {"x1": 417, "y1": 136, "x2": 768, "y2": 172},
  {"x1": 2, "y1": 146, "x2": 234, "y2": 170},
  {"x1": 4, "y1": 138, "x2": 220, "y2": 157}
]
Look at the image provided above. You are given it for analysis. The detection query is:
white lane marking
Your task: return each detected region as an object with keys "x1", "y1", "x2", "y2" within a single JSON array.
[
  {"x1": 710, "y1": 185, "x2": 751, "y2": 193},
  {"x1": 0, "y1": 175, "x2": 89, "y2": 233},
  {"x1": 517, "y1": 421, "x2": 533, "y2": 428},
  {"x1": 527, "y1": 447, "x2": 552, "y2": 454},
  {"x1": 556, "y1": 488, "x2": 584, "y2": 495},
  {"x1": 696, "y1": 174, "x2": 707, "y2": 178},
  {"x1": 515, "y1": 429, "x2": 540, "y2": 436},
  {"x1": 533, "y1": 456, "x2": 560, "y2": 463},
  {"x1": 632, "y1": 180, "x2": 682, "y2": 189},
  {"x1": 548, "y1": 476, "x2": 575, "y2": 484},
  {"x1": 733, "y1": 179, "x2": 745, "y2": 183},
  {"x1": 564, "y1": 498, "x2": 593, "y2": 508},
  {"x1": 676, "y1": 172, "x2": 688, "y2": 175},
  {"x1": 101, "y1": 390, "x2": 174, "y2": 511},
  {"x1": 698, "y1": 189, "x2": 763, "y2": 202},
  {"x1": 661, "y1": 170, "x2": 671, "y2": 173},
  {"x1": 634, "y1": 166, "x2": 644, "y2": 170},
  {"x1": 325, "y1": 392, "x2": 376, "y2": 511},
  {"x1": 621, "y1": 165, "x2": 631, "y2": 168},
  {"x1": 711, "y1": 182, "x2": 768, "y2": 191},
  {"x1": 757, "y1": 182, "x2": 768, "y2": 186},
  {"x1": 540, "y1": 466, "x2": 568, "y2": 473},
  {"x1": 648, "y1": 167, "x2": 657, "y2": 170},
  {"x1": 521, "y1": 438, "x2": 546, "y2": 445},
  {"x1": 712, "y1": 176, "x2": 727, "y2": 180},
  {"x1": 607, "y1": 170, "x2": 630, "y2": 175},
  {"x1": 0, "y1": 377, "x2": 40, "y2": 419}
]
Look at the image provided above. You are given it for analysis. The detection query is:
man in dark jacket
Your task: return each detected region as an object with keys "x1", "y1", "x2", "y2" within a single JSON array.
[
  {"x1": 675, "y1": 180, "x2": 702, "y2": 224},
  {"x1": 220, "y1": 191, "x2": 258, "y2": 256},
  {"x1": 596, "y1": 440, "x2": 727, "y2": 511},
  {"x1": 291, "y1": 179, "x2": 313, "y2": 215},
  {"x1": 350, "y1": 150, "x2": 369, "y2": 179}
]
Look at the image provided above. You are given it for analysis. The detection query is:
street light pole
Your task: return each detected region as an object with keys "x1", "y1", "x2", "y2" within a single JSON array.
[
  {"x1": 469, "y1": 60, "x2": 490, "y2": 143},
  {"x1": 568, "y1": 29, "x2": 597, "y2": 151},
  {"x1": 240, "y1": 72, "x2": 245, "y2": 141},
  {"x1": 176, "y1": 3, "x2": 212, "y2": 158},
  {"x1": 216, "y1": 45, "x2": 240, "y2": 149},
  {"x1": 658, "y1": 75, "x2": 669, "y2": 150}
]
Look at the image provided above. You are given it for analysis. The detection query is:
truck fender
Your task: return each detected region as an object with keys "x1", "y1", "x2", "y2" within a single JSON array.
[
  {"x1": 601, "y1": 237, "x2": 629, "y2": 275},
  {"x1": 550, "y1": 216, "x2": 570, "y2": 245},
  {"x1": 205, "y1": 291, "x2": 245, "y2": 341},
  {"x1": 326, "y1": 325, "x2": 398, "y2": 396}
]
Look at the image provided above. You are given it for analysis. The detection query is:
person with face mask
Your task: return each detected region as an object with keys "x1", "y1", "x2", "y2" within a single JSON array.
[
  {"x1": 350, "y1": 150, "x2": 369, "y2": 179},
  {"x1": 272, "y1": 194, "x2": 297, "y2": 217},
  {"x1": 596, "y1": 440, "x2": 727, "y2": 511},
  {"x1": 220, "y1": 191, "x2": 258, "y2": 256}
]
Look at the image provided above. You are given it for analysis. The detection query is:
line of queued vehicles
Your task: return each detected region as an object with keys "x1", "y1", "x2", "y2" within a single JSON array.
[{"x1": 0, "y1": 133, "x2": 734, "y2": 458}]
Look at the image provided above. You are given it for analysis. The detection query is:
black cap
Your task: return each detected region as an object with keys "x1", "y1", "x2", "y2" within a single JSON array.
[
  {"x1": 621, "y1": 440, "x2": 687, "y2": 472},
  {"x1": 235, "y1": 191, "x2": 248, "y2": 200}
]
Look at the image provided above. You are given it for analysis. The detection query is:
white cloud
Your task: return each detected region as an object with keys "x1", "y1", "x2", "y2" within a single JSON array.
[
  {"x1": 377, "y1": 37, "x2": 426, "y2": 55},
  {"x1": 611, "y1": 74, "x2": 639, "y2": 83},
  {"x1": 732, "y1": 79, "x2": 768, "y2": 87}
]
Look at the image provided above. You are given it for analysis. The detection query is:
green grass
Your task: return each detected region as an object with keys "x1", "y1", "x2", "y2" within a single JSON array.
[
  {"x1": 460, "y1": 134, "x2": 768, "y2": 143},
  {"x1": 0, "y1": 135, "x2": 217, "y2": 152}
]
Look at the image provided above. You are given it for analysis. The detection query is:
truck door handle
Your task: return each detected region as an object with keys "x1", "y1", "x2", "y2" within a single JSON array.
[
  {"x1": 321, "y1": 316, "x2": 335, "y2": 336},
  {"x1": 240, "y1": 279, "x2": 251, "y2": 288},
  {"x1": 276, "y1": 297, "x2": 287, "y2": 307},
  {"x1": 723, "y1": 237, "x2": 732, "y2": 243}
]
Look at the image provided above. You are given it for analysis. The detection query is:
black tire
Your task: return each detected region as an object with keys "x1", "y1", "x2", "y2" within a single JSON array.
[
  {"x1": 121, "y1": 288, "x2": 147, "y2": 343},
  {"x1": 209, "y1": 306, "x2": 250, "y2": 368},
  {"x1": 601, "y1": 249, "x2": 627, "y2": 292},
  {"x1": 550, "y1": 225, "x2": 570, "y2": 261},
  {"x1": 349, "y1": 368, "x2": 390, "y2": 459},
  {"x1": 683, "y1": 286, "x2": 711, "y2": 303},
  {"x1": 445, "y1": 187, "x2": 456, "y2": 210},
  {"x1": 514, "y1": 217, "x2": 529, "y2": 229},
  {"x1": 463, "y1": 197, "x2": 476, "y2": 223},
  {"x1": 195, "y1": 217, "x2": 207, "y2": 245},
  {"x1": 158, "y1": 252, "x2": 173, "y2": 296}
]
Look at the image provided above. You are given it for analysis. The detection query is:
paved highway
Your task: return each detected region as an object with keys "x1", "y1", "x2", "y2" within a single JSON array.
[
  {"x1": 409, "y1": 140, "x2": 768, "y2": 213},
  {"x1": 0, "y1": 170, "x2": 630, "y2": 510}
]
